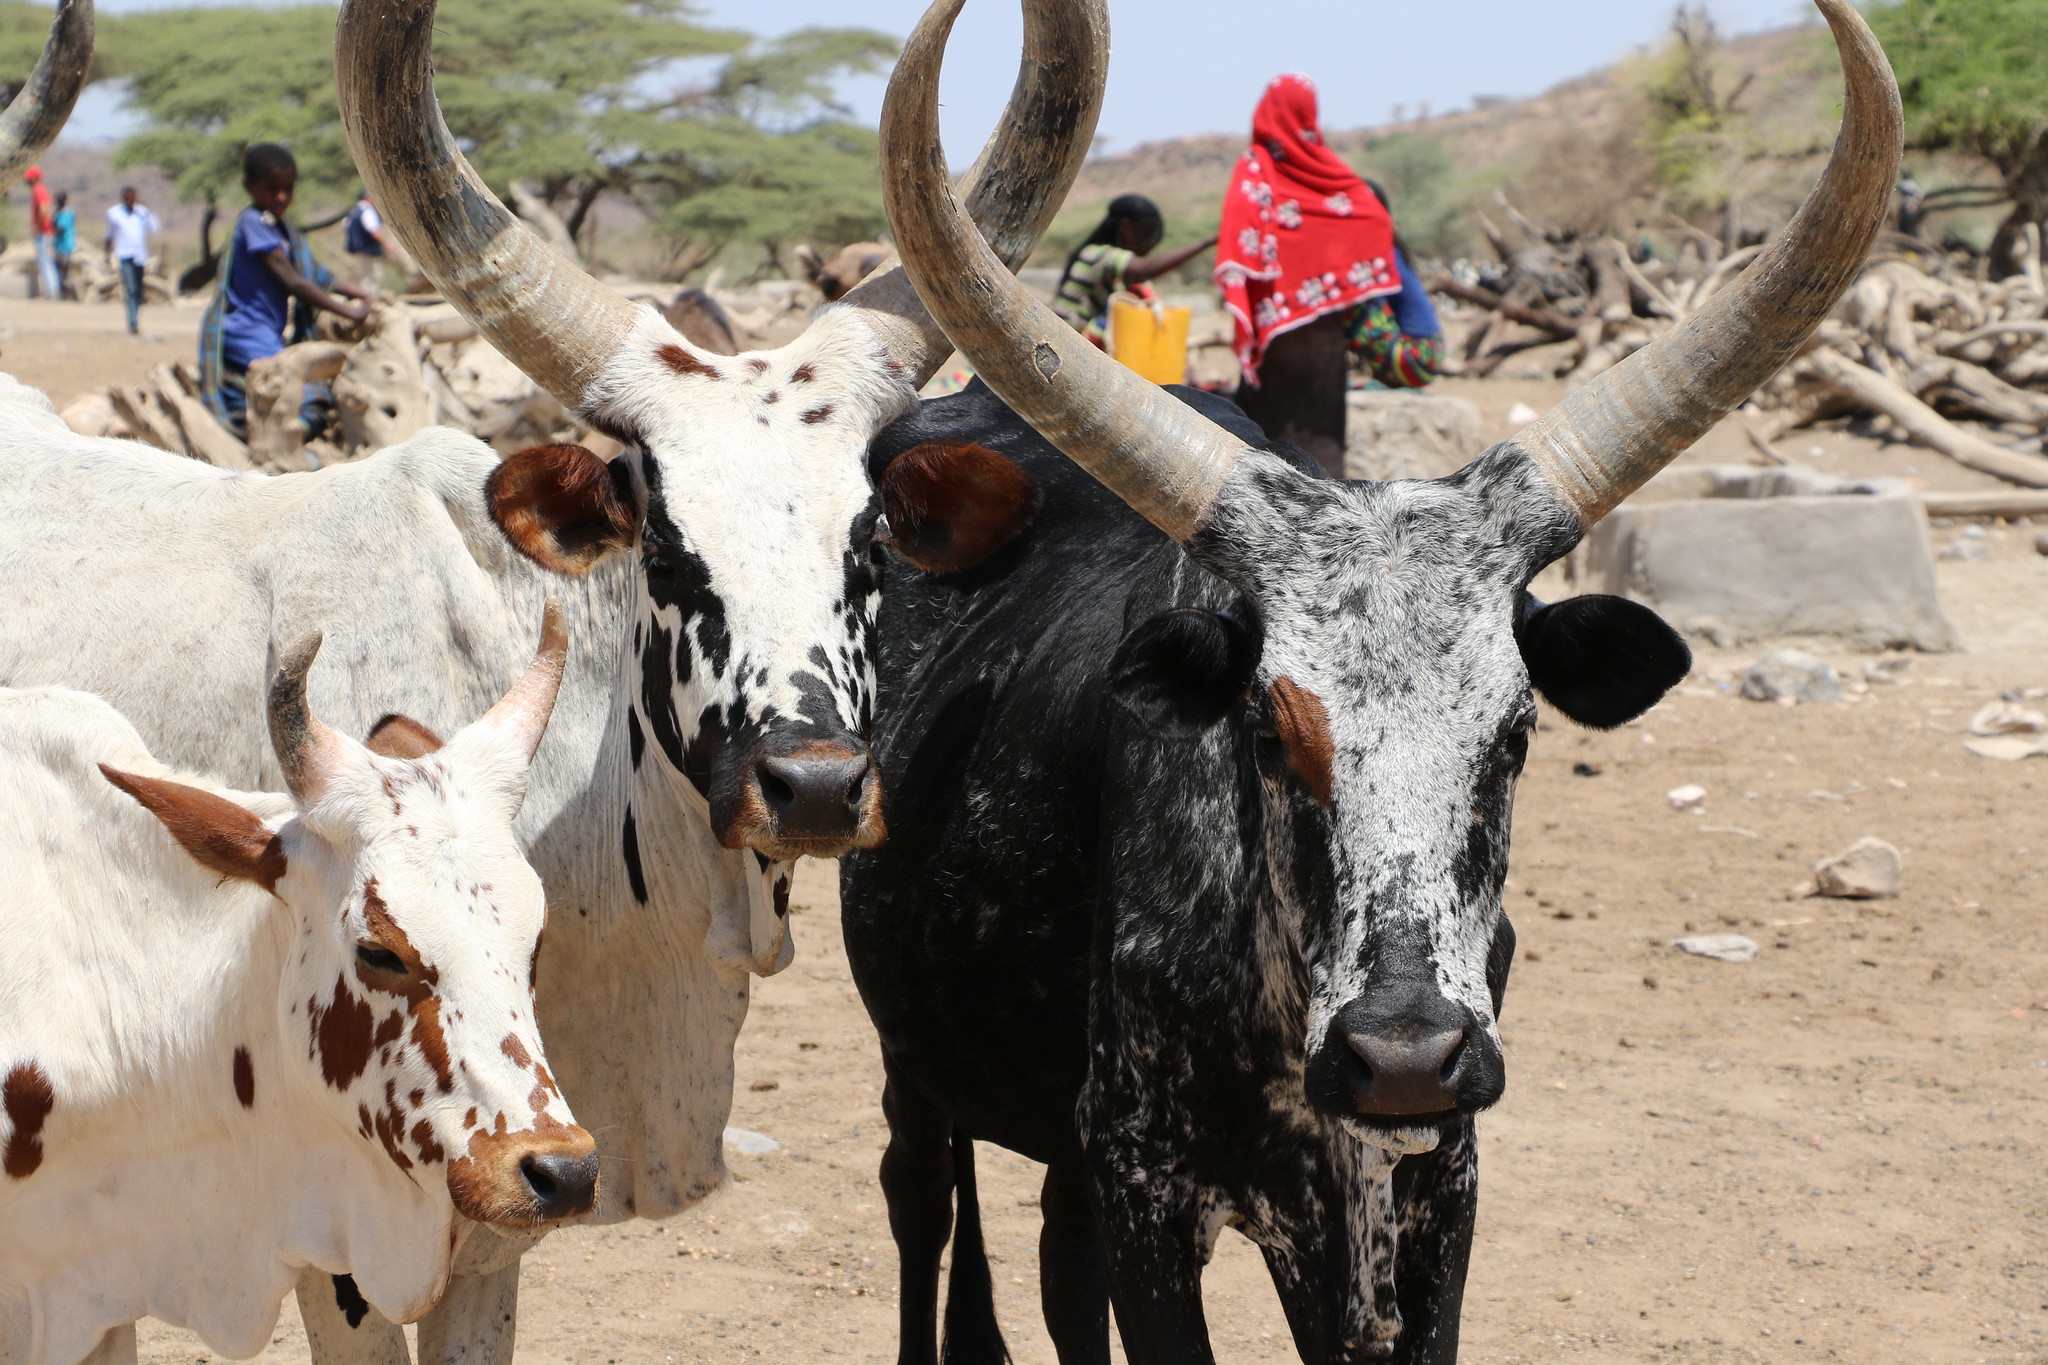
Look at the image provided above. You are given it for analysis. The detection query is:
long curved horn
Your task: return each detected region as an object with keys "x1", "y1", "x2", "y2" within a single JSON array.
[
  {"x1": 467, "y1": 600, "x2": 569, "y2": 764},
  {"x1": 0, "y1": 0, "x2": 94, "y2": 189},
  {"x1": 840, "y1": 0, "x2": 1109, "y2": 387},
  {"x1": 269, "y1": 633, "x2": 352, "y2": 804},
  {"x1": 1519, "y1": 0, "x2": 1900, "y2": 526},
  {"x1": 880, "y1": 0, "x2": 1247, "y2": 541},
  {"x1": 334, "y1": 0, "x2": 641, "y2": 413}
]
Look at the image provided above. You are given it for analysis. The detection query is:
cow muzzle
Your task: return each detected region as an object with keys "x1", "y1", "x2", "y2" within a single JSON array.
[
  {"x1": 718, "y1": 734, "x2": 885, "y2": 860},
  {"x1": 1310, "y1": 983, "x2": 1505, "y2": 1123},
  {"x1": 448, "y1": 1118, "x2": 600, "y2": 1226}
]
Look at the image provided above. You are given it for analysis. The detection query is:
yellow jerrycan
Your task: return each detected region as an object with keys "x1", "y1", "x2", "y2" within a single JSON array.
[{"x1": 1107, "y1": 292, "x2": 1191, "y2": 386}]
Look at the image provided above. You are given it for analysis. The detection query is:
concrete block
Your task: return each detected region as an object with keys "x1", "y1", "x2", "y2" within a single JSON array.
[
  {"x1": 1581, "y1": 466, "x2": 1958, "y2": 652},
  {"x1": 1343, "y1": 390, "x2": 1485, "y2": 482}
]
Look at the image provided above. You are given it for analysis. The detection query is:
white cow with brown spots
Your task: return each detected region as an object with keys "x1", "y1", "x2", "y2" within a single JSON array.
[{"x1": 0, "y1": 610, "x2": 593, "y2": 1365}]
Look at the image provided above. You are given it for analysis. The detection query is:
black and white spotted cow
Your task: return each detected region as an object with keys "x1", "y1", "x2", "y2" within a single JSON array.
[
  {"x1": 841, "y1": 2, "x2": 1899, "y2": 1362},
  {"x1": 0, "y1": 1, "x2": 1111, "y2": 1360}
]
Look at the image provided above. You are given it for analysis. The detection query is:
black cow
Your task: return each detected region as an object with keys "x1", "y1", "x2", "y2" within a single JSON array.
[
  {"x1": 844, "y1": 383, "x2": 1687, "y2": 1364},
  {"x1": 842, "y1": 0, "x2": 1896, "y2": 1361}
]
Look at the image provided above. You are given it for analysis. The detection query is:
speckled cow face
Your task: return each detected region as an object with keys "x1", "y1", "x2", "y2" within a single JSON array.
[
  {"x1": 490, "y1": 310, "x2": 920, "y2": 868},
  {"x1": 1116, "y1": 446, "x2": 1688, "y2": 1145},
  {"x1": 278, "y1": 724, "x2": 594, "y2": 1226},
  {"x1": 109, "y1": 626, "x2": 600, "y2": 1226}
]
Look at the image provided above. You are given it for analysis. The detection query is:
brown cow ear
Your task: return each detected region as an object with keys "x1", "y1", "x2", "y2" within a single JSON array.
[
  {"x1": 879, "y1": 442, "x2": 1038, "y2": 574},
  {"x1": 487, "y1": 444, "x2": 641, "y2": 575},
  {"x1": 100, "y1": 765, "x2": 289, "y2": 894},
  {"x1": 365, "y1": 714, "x2": 445, "y2": 758}
]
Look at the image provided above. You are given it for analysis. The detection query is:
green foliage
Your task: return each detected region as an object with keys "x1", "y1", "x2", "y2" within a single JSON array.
[
  {"x1": 1870, "y1": 0, "x2": 2048, "y2": 175},
  {"x1": 1635, "y1": 6, "x2": 1754, "y2": 214},
  {"x1": 0, "y1": 0, "x2": 93, "y2": 96},
  {"x1": 1350, "y1": 134, "x2": 1462, "y2": 258},
  {"x1": 99, "y1": 0, "x2": 898, "y2": 266},
  {"x1": 101, "y1": 5, "x2": 351, "y2": 206}
]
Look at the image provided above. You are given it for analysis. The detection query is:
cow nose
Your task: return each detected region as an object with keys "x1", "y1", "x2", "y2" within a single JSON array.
[
  {"x1": 1343, "y1": 1022, "x2": 1469, "y2": 1116},
  {"x1": 756, "y1": 752, "x2": 870, "y2": 842},
  {"x1": 1326, "y1": 990, "x2": 1504, "y2": 1119},
  {"x1": 519, "y1": 1151, "x2": 599, "y2": 1220}
]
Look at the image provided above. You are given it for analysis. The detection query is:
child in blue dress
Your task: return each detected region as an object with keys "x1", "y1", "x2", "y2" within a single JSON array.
[{"x1": 201, "y1": 144, "x2": 375, "y2": 440}]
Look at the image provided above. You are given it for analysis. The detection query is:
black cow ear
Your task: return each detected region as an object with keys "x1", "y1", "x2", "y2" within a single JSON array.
[
  {"x1": 879, "y1": 442, "x2": 1039, "y2": 573},
  {"x1": 1518, "y1": 594, "x2": 1691, "y2": 730},
  {"x1": 1110, "y1": 607, "x2": 1261, "y2": 735}
]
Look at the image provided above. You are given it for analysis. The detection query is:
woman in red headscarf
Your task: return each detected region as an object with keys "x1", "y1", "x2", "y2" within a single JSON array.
[{"x1": 1215, "y1": 74, "x2": 1442, "y2": 476}]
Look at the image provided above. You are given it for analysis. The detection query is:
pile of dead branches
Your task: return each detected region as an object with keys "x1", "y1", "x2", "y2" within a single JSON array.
[
  {"x1": 57, "y1": 276, "x2": 819, "y2": 474},
  {"x1": 1431, "y1": 196, "x2": 2048, "y2": 495},
  {"x1": 1754, "y1": 242, "x2": 2048, "y2": 490}
]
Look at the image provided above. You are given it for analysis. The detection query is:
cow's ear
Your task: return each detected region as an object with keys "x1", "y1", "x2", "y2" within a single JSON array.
[
  {"x1": 879, "y1": 442, "x2": 1038, "y2": 574},
  {"x1": 1110, "y1": 607, "x2": 1262, "y2": 735},
  {"x1": 100, "y1": 765, "x2": 288, "y2": 894},
  {"x1": 365, "y1": 713, "x2": 445, "y2": 759},
  {"x1": 1518, "y1": 594, "x2": 1691, "y2": 730},
  {"x1": 487, "y1": 444, "x2": 641, "y2": 575}
]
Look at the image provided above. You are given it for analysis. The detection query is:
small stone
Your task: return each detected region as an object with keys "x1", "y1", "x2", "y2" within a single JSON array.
[
  {"x1": 1940, "y1": 537, "x2": 1992, "y2": 562},
  {"x1": 1507, "y1": 401, "x2": 1541, "y2": 426},
  {"x1": 1962, "y1": 524, "x2": 1987, "y2": 540},
  {"x1": 2033, "y1": 531, "x2": 2048, "y2": 557},
  {"x1": 723, "y1": 1126, "x2": 782, "y2": 1156},
  {"x1": 1740, "y1": 649, "x2": 1843, "y2": 705},
  {"x1": 1969, "y1": 700, "x2": 2048, "y2": 736},
  {"x1": 1862, "y1": 655, "x2": 1911, "y2": 684},
  {"x1": 1666, "y1": 783, "x2": 1707, "y2": 810},
  {"x1": 1572, "y1": 761, "x2": 1603, "y2": 777},
  {"x1": 1808, "y1": 836, "x2": 1902, "y2": 899},
  {"x1": 1672, "y1": 933, "x2": 1759, "y2": 962}
]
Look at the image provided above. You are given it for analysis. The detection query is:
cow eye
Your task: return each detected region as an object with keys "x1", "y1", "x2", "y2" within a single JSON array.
[{"x1": 356, "y1": 943, "x2": 407, "y2": 975}]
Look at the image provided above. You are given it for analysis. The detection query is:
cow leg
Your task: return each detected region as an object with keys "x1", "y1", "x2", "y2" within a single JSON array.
[
  {"x1": 879, "y1": 1060, "x2": 956, "y2": 1365},
  {"x1": 414, "y1": 1224, "x2": 545, "y2": 1365},
  {"x1": 415, "y1": 1263, "x2": 521, "y2": 1365},
  {"x1": 1385, "y1": 1120, "x2": 1479, "y2": 1365},
  {"x1": 1037, "y1": 1159, "x2": 1110, "y2": 1365},
  {"x1": 297, "y1": 1267, "x2": 411, "y2": 1365},
  {"x1": 79, "y1": 1322, "x2": 137, "y2": 1365},
  {"x1": 1087, "y1": 1164, "x2": 1214, "y2": 1365}
]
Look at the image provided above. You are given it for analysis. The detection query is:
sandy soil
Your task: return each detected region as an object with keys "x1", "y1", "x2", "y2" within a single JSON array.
[
  {"x1": 0, "y1": 295, "x2": 202, "y2": 410},
  {"x1": 70, "y1": 360, "x2": 2043, "y2": 1365}
]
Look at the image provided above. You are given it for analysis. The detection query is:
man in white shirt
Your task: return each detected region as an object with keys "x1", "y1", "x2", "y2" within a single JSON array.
[{"x1": 103, "y1": 187, "x2": 161, "y2": 335}]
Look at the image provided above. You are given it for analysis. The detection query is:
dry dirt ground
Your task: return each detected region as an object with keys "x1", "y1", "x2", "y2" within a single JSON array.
[
  {"x1": 26, "y1": 334, "x2": 2030, "y2": 1364},
  {"x1": 0, "y1": 296, "x2": 201, "y2": 411}
]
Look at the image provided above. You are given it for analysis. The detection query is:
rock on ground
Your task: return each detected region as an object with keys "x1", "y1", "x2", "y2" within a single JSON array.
[
  {"x1": 1343, "y1": 390, "x2": 1485, "y2": 482},
  {"x1": 1741, "y1": 649, "x2": 1845, "y2": 705},
  {"x1": 1806, "y1": 836, "x2": 1903, "y2": 899}
]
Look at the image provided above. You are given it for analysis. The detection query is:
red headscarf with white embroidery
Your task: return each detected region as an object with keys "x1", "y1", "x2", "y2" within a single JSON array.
[{"x1": 1214, "y1": 74, "x2": 1399, "y2": 385}]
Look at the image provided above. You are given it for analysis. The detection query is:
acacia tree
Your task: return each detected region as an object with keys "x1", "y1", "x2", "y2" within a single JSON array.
[
  {"x1": 1871, "y1": 0, "x2": 2048, "y2": 275},
  {"x1": 100, "y1": 1, "x2": 896, "y2": 271}
]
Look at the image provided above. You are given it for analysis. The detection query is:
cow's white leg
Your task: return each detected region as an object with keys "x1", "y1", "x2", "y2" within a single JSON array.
[
  {"x1": 412, "y1": 1226, "x2": 544, "y2": 1365},
  {"x1": 297, "y1": 1267, "x2": 411, "y2": 1365},
  {"x1": 78, "y1": 1323, "x2": 136, "y2": 1365}
]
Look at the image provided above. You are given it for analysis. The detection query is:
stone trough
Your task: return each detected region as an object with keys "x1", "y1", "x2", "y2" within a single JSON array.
[{"x1": 1574, "y1": 465, "x2": 1958, "y2": 652}]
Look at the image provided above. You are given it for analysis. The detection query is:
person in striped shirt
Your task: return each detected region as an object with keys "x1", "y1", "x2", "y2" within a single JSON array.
[{"x1": 1052, "y1": 194, "x2": 1216, "y2": 347}]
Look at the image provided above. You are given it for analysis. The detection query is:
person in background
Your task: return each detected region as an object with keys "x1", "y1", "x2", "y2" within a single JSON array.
[
  {"x1": 1345, "y1": 178, "x2": 1442, "y2": 389},
  {"x1": 1214, "y1": 74, "x2": 1443, "y2": 477},
  {"x1": 26, "y1": 167, "x2": 57, "y2": 300},
  {"x1": 342, "y1": 188, "x2": 401, "y2": 291},
  {"x1": 1052, "y1": 193, "x2": 1216, "y2": 348},
  {"x1": 200, "y1": 143, "x2": 372, "y2": 440},
  {"x1": 104, "y1": 186, "x2": 162, "y2": 334},
  {"x1": 51, "y1": 191, "x2": 76, "y2": 299}
]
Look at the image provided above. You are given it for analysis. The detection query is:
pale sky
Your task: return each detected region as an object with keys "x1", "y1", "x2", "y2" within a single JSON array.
[{"x1": 75, "y1": 0, "x2": 1820, "y2": 151}]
